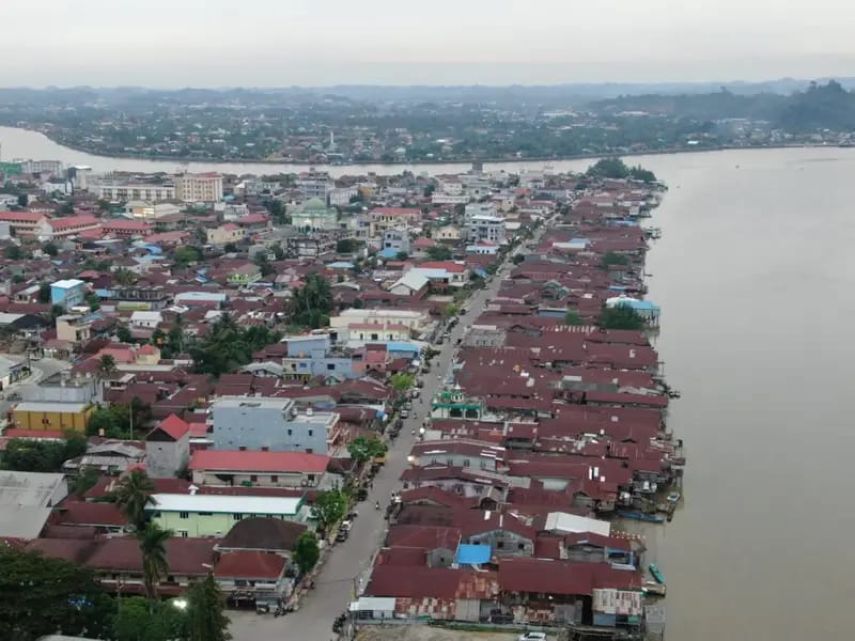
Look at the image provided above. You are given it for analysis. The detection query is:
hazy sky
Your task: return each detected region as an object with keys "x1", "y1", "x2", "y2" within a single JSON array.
[{"x1": 3, "y1": 0, "x2": 855, "y2": 87}]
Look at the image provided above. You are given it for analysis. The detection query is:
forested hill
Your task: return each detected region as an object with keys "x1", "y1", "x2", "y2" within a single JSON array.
[{"x1": 589, "y1": 81, "x2": 855, "y2": 132}]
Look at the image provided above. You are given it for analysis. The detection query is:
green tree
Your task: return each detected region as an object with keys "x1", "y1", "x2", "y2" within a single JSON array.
[
  {"x1": 312, "y1": 489, "x2": 347, "y2": 534},
  {"x1": 1, "y1": 433, "x2": 87, "y2": 473},
  {"x1": 336, "y1": 238, "x2": 358, "y2": 254},
  {"x1": 112, "y1": 596, "x2": 188, "y2": 641},
  {"x1": 629, "y1": 165, "x2": 657, "y2": 183},
  {"x1": 117, "y1": 324, "x2": 133, "y2": 343},
  {"x1": 16, "y1": 193, "x2": 27, "y2": 207},
  {"x1": 98, "y1": 354, "x2": 117, "y2": 377},
  {"x1": 223, "y1": 242, "x2": 238, "y2": 253},
  {"x1": 4, "y1": 245, "x2": 23, "y2": 260},
  {"x1": 267, "y1": 199, "x2": 288, "y2": 224},
  {"x1": 586, "y1": 157, "x2": 630, "y2": 180},
  {"x1": 137, "y1": 522, "x2": 171, "y2": 600},
  {"x1": 69, "y1": 466, "x2": 101, "y2": 496},
  {"x1": 43, "y1": 242, "x2": 58, "y2": 256},
  {"x1": 290, "y1": 273, "x2": 332, "y2": 329},
  {"x1": 37, "y1": 283, "x2": 51, "y2": 304},
  {"x1": 426, "y1": 245, "x2": 452, "y2": 261},
  {"x1": 174, "y1": 245, "x2": 202, "y2": 266},
  {"x1": 85, "y1": 291, "x2": 100, "y2": 311},
  {"x1": 189, "y1": 314, "x2": 281, "y2": 377},
  {"x1": 347, "y1": 436, "x2": 388, "y2": 464},
  {"x1": 113, "y1": 268, "x2": 137, "y2": 286},
  {"x1": 601, "y1": 251, "x2": 629, "y2": 269},
  {"x1": 271, "y1": 243, "x2": 285, "y2": 260},
  {"x1": 599, "y1": 304, "x2": 646, "y2": 330},
  {"x1": 187, "y1": 573, "x2": 231, "y2": 641},
  {"x1": 564, "y1": 310, "x2": 584, "y2": 326},
  {"x1": 111, "y1": 469, "x2": 156, "y2": 530},
  {"x1": 254, "y1": 252, "x2": 275, "y2": 277},
  {"x1": 390, "y1": 372, "x2": 415, "y2": 394},
  {"x1": 293, "y1": 531, "x2": 320, "y2": 575},
  {"x1": 395, "y1": 251, "x2": 409, "y2": 260},
  {"x1": 0, "y1": 546, "x2": 114, "y2": 641}
]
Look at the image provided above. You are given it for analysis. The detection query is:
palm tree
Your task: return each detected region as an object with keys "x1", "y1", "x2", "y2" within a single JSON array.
[
  {"x1": 136, "y1": 522, "x2": 171, "y2": 601},
  {"x1": 98, "y1": 354, "x2": 117, "y2": 378},
  {"x1": 113, "y1": 268, "x2": 137, "y2": 287},
  {"x1": 111, "y1": 469, "x2": 156, "y2": 530}
]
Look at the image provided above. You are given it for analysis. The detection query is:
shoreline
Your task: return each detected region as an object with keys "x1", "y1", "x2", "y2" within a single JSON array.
[{"x1": 2, "y1": 124, "x2": 833, "y2": 171}]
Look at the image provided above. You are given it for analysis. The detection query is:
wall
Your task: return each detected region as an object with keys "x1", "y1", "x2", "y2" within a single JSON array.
[
  {"x1": 14, "y1": 407, "x2": 92, "y2": 432},
  {"x1": 212, "y1": 404, "x2": 330, "y2": 454},
  {"x1": 146, "y1": 436, "x2": 189, "y2": 479},
  {"x1": 154, "y1": 511, "x2": 301, "y2": 538}
]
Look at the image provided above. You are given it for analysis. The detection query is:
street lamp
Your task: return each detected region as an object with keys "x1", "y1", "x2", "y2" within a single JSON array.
[{"x1": 172, "y1": 598, "x2": 188, "y2": 610}]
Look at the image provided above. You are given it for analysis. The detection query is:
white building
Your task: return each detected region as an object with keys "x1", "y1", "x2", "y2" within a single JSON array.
[
  {"x1": 464, "y1": 202, "x2": 498, "y2": 224},
  {"x1": 91, "y1": 179, "x2": 177, "y2": 202},
  {"x1": 124, "y1": 201, "x2": 182, "y2": 220},
  {"x1": 467, "y1": 214, "x2": 506, "y2": 245},
  {"x1": 174, "y1": 172, "x2": 223, "y2": 203}
]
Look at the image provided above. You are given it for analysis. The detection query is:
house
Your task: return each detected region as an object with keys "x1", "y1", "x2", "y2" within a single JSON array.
[
  {"x1": 206, "y1": 223, "x2": 245, "y2": 246},
  {"x1": 211, "y1": 396, "x2": 339, "y2": 455},
  {"x1": 435, "y1": 224, "x2": 462, "y2": 242},
  {"x1": 0, "y1": 354, "x2": 29, "y2": 389},
  {"x1": 188, "y1": 450, "x2": 330, "y2": 488},
  {"x1": 145, "y1": 414, "x2": 190, "y2": 478},
  {"x1": 217, "y1": 516, "x2": 308, "y2": 557},
  {"x1": 102, "y1": 219, "x2": 154, "y2": 237},
  {"x1": 13, "y1": 401, "x2": 93, "y2": 433},
  {"x1": 389, "y1": 271, "x2": 430, "y2": 298},
  {"x1": 45, "y1": 215, "x2": 101, "y2": 239},
  {"x1": 147, "y1": 493, "x2": 308, "y2": 537},
  {"x1": 409, "y1": 440, "x2": 505, "y2": 472},
  {"x1": 605, "y1": 295, "x2": 661, "y2": 327},
  {"x1": 51, "y1": 279, "x2": 86, "y2": 309},
  {"x1": 410, "y1": 261, "x2": 469, "y2": 289},
  {"x1": 0, "y1": 471, "x2": 68, "y2": 539},
  {"x1": 0, "y1": 210, "x2": 50, "y2": 236},
  {"x1": 467, "y1": 215, "x2": 506, "y2": 245},
  {"x1": 214, "y1": 551, "x2": 290, "y2": 608},
  {"x1": 227, "y1": 263, "x2": 262, "y2": 286},
  {"x1": 370, "y1": 207, "x2": 420, "y2": 232},
  {"x1": 129, "y1": 310, "x2": 163, "y2": 329}
]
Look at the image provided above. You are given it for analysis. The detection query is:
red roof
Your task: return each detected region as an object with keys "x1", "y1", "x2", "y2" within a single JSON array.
[
  {"x1": 498, "y1": 558, "x2": 641, "y2": 596},
  {"x1": 102, "y1": 219, "x2": 153, "y2": 231},
  {"x1": 419, "y1": 261, "x2": 466, "y2": 273},
  {"x1": 214, "y1": 551, "x2": 285, "y2": 580},
  {"x1": 189, "y1": 450, "x2": 330, "y2": 473},
  {"x1": 0, "y1": 211, "x2": 47, "y2": 222},
  {"x1": 152, "y1": 414, "x2": 190, "y2": 440},
  {"x1": 55, "y1": 501, "x2": 128, "y2": 527},
  {"x1": 366, "y1": 565, "x2": 461, "y2": 599},
  {"x1": 48, "y1": 215, "x2": 99, "y2": 231}
]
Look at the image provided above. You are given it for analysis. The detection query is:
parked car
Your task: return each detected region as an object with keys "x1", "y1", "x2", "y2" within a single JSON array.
[
  {"x1": 518, "y1": 633, "x2": 547, "y2": 641},
  {"x1": 400, "y1": 409, "x2": 409, "y2": 419}
]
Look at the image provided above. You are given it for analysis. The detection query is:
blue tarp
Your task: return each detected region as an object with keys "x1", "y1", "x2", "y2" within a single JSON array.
[
  {"x1": 378, "y1": 247, "x2": 399, "y2": 259},
  {"x1": 455, "y1": 544, "x2": 491, "y2": 565}
]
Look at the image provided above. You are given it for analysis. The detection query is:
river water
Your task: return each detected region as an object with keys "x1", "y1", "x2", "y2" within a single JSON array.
[{"x1": 4, "y1": 125, "x2": 855, "y2": 639}]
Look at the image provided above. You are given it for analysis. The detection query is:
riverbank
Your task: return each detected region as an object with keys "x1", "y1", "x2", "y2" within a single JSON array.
[{"x1": 0, "y1": 123, "x2": 833, "y2": 172}]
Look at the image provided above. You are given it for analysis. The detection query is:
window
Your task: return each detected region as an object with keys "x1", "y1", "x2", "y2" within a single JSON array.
[
  {"x1": 250, "y1": 475, "x2": 258, "y2": 482},
  {"x1": 271, "y1": 475, "x2": 278, "y2": 483},
  {"x1": 179, "y1": 531, "x2": 188, "y2": 539},
  {"x1": 496, "y1": 540, "x2": 505, "y2": 549},
  {"x1": 518, "y1": 543, "x2": 525, "y2": 550},
  {"x1": 287, "y1": 429, "x2": 293, "y2": 436},
  {"x1": 233, "y1": 513, "x2": 243, "y2": 521},
  {"x1": 198, "y1": 512, "x2": 212, "y2": 516},
  {"x1": 261, "y1": 446, "x2": 269, "y2": 452},
  {"x1": 307, "y1": 474, "x2": 315, "y2": 483},
  {"x1": 179, "y1": 512, "x2": 189, "y2": 519},
  {"x1": 239, "y1": 446, "x2": 247, "y2": 451},
  {"x1": 370, "y1": 333, "x2": 379, "y2": 340},
  {"x1": 327, "y1": 363, "x2": 335, "y2": 371},
  {"x1": 463, "y1": 459, "x2": 470, "y2": 467},
  {"x1": 308, "y1": 429, "x2": 313, "y2": 437}
]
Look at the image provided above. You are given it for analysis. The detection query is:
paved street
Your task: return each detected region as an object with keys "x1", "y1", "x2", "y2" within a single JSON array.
[
  {"x1": 230, "y1": 225, "x2": 546, "y2": 641},
  {"x1": 0, "y1": 357, "x2": 70, "y2": 418}
]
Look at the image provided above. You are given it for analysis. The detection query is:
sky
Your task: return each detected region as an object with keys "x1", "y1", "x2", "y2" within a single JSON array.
[{"x1": 2, "y1": 0, "x2": 855, "y2": 87}]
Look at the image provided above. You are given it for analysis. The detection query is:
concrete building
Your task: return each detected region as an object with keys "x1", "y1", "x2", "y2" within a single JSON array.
[
  {"x1": 0, "y1": 471, "x2": 68, "y2": 539},
  {"x1": 291, "y1": 198, "x2": 338, "y2": 232},
  {"x1": 211, "y1": 396, "x2": 339, "y2": 455},
  {"x1": 382, "y1": 228, "x2": 410, "y2": 255},
  {"x1": 147, "y1": 493, "x2": 307, "y2": 538},
  {"x1": 13, "y1": 401, "x2": 93, "y2": 432},
  {"x1": 56, "y1": 315, "x2": 92, "y2": 344},
  {"x1": 330, "y1": 308, "x2": 430, "y2": 337},
  {"x1": 145, "y1": 415, "x2": 190, "y2": 478},
  {"x1": 51, "y1": 279, "x2": 86, "y2": 310},
  {"x1": 189, "y1": 450, "x2": 330, "y2": 488},
  {"x1": 296, "y1": 170, "x2": 334, "y2": 201},
  {"x1": 0, "y1": 210, "x2": 50, "y2": 236},
  {"x1": 467, "y1": 214, "x2": 507, "y2": 245},
  {"x1": 90, "y1": 180, "x2": 176, "y2": 202},
  {"x1": 124, "y1": 201, "x2": 182, "y2": 219},
  {"x1": 206, "y1": 223, "x2": 245, "y2": 246},
  {"x1": 174, "y1": 172, "x2": 224, "y2": 203},
  {"x1": 464, "y1": 202, "x2": 498, "y2": 224}
]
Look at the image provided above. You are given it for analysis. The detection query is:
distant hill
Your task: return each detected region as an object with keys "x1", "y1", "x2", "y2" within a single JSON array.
[{"x1": 587, "y1": 81, "x2": 855, "y2": 131}]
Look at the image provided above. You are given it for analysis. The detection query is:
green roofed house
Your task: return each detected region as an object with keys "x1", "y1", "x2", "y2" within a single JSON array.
[
  {"x1": 292, "y1": 197, "x2": 338, "y2": 232},
  {"x1": 431, "y1": 389, "x2": 484, "y2": 420},
  {"x1": 146, "y1": 492, "x2": 309, "y2": 538}
]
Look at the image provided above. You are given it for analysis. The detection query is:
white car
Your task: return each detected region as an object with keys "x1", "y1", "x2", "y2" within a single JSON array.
[{"x1": 518, "y1": 633, "x2": 547, "y2": 641}]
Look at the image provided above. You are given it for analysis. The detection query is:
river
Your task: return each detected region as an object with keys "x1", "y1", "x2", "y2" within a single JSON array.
[{"x1": 5, "y1": 124, "x2": 855, "y2": 639}]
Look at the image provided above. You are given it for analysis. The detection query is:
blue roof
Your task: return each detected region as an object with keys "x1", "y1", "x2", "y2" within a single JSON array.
[
  {"x1": 455, "y1": 544, "x2": 491, "y2": 565},
  {"x1": 624, "y1": 299, "x2": 660, "y2": 312},
  {"x1": 327, "y1": 261, "x2": 355, "y2": 269},
  {"x1": 378, "y1": 247, "x2": 399, "y2": 259},
  {"x1": 141, "y1": 244, "x2": 163, "y2": 254},
  {"x1": 386, "y1": 341, "x2": 420, "y2": 353}
]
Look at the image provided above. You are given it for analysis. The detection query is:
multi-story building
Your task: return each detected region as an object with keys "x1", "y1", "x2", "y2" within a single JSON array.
[
  {"x1": 55, "y1": 314, "x2": 92, "y2": 343},
  {"x1": 291, "y1": 198, "x2": 338, "y2": 232},
  {"x1": 370, "y1": 207, "x2": 421, "y2": 232},
  {"x1": 382, "y1": 228, "x2": 410, "y2": 255},
  {"x1": 467, "y1": 214, "x2": 506, "y2": 245},
  {"x1": 124, "y1": 201, "x2": 182, "y2": 220},
  {"x1": 90, "y1": 178, "x2": 177, "y2": 202},
  {"x1": 188, "y1": 450, "x2": 331, "y2": 488},
  {"x1": 296, "y1": 170, "x2": 334, "y2": 202},
  {"x1": 464, "y1": 202, "x2": 498, "y2": 224},
  {"x1": 51, "y1": 279, "x2": 86, "y2": 309},
  {"x1": 174, "y1": 172, "x2": 224, "y2": 203},
  {"x1": 0, "y1": 211, "x2": 50, "y2": 237},
  {"x1": 211, "y1": 396, "x2": 339, "y2": 455},
  {"x1": 17, "y1": 159, "x2": 63, "y2": 175},
  {"x1": 44, "y1": 215, "x2": 101, "y2": 240}
]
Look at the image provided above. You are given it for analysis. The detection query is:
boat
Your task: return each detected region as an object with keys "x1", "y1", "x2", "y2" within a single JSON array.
[
  {"x1": 643, "y1": 580, "x2": 667, "y2": 597},
  {"x1": 648, "y1": 563, "x2": 666, "y2": 584},
  {"x1": 666, "y1": 491, "x2": 682, "y2": 504},
  {"x1": 617, "y1": 510, "x2": 665, "y2": 524}
]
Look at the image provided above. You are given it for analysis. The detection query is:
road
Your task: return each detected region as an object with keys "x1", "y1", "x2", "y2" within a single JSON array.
[
  {"x1": 0, "y1": 357, "x2": 70, "y2": 419},
  {"x1": 230, "y1": 224, "x2": 546, "y2": 641}
]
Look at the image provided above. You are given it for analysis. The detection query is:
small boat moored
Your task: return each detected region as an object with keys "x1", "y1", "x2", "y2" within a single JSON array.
[
  {"x1": 617, "y1": 510, "x2": 666, "y2": 524},
  {"x1": 648, "y1": 563, "x2": 666, "y2": 585}
]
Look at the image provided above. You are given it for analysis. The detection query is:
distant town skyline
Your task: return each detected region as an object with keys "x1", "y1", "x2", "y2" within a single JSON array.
[{"x1": 3, "y1": 0, "x2": 855, "y2": 87}]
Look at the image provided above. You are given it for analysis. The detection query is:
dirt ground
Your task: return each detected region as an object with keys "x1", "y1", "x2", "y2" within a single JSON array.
[{"x1": 357, "y1": 626, "x2": 551, "y2": 641}]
